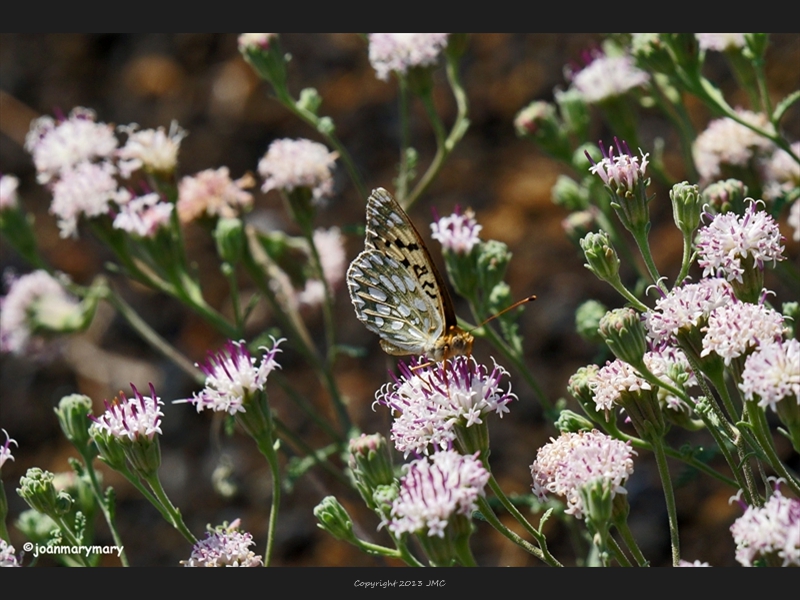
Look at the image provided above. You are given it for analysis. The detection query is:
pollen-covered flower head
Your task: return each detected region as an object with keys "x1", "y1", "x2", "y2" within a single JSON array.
[
  {"x1": 0, "y1": 270, "x2": 83, "y2": 355},
  {"x1": 177, "y1": 167, "x2": 254, "y2": 223},
  {"x1": 643, "y1": 277, "x2": 734, "y2": 345},
  {"x1": 183, "y1": 519, "x2": 263, "y2": 567},
  {"x1": 790, "y1": 200, "x2": 800, "y2": 243},
  {"x1": 730, "y1": 484, "x2": 800, "y2": 567},
  {"x1": 588, "y1": 138, "x2": 649, "y2": 196},
  {"x1": 590, "y1": 356, "x2": 652, "y2": 413},
  {"x1": 0, "y1": 174, "x2": 19, "y2": 210},
  {"x1": 0, "y1": 428, "x2": 17, "y2": 471},
  {"x1": 739, "y1": 338, "x2": 799, "y2": 412},
  {"x1": 116, "y1": 121, "x2": 186, "y2": 178},
  {"x1": 696, "y1": 33, "x2": 747, "y2": 52},
  {"x1": 258, "y1": 138, "x2": 337, "y2": 202},
  {"x1": 112, "y1": 192, "x2": 174, "y2": 238},
  {"x1": 696, "y1": 199, "x2": 785, "y2": 284},
  {"x1": 0, "y1": 539, "x2": 20, "y2": 567},
  {"x1": 430, "y1": 207, "x2": 483, "y2": 255},
  {"x1": 368, "y1": 33, "x2": 449, "y2": 81},
  {"x1": 296, "y1": 227, "x2": 347, "y2": 307},
  {"x1": 763, "y1": 142, "x2": 800, "y2": 201},
  {"x1": 24, "y1": 107, "x2": 118, "y2": 184},
  {"x1": 530, "y1": 429, "x2": 635, "y2": 519},
  {"x1": 569, "y1": 52, "x2": 649, "y2": 104},
  {"x1": 701, "y1": 298, "x2": 785, "y2": 366},
  {"x1": 238, "y1": 33, "x2": 277, "y2": 52},
  {"x1": 90, "y1": 383, "x2": 164, "y2": 442},
  {"x1": 375, "y1": 355, "x2": 516, "y2": 457},
  {"x1": 49, "y1": 161, "x2": 130, "y2": 238},
  {"x1": 693, "y1": 109, "x2": 775, "y2": 183},
  {"x1": 386, "y1": 450, "x2": 490, "y2": 538},
  {"x1": 181, "y1": 338, "x2": 284, "y2": 415}
]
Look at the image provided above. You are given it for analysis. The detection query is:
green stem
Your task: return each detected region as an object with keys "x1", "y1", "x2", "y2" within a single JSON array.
[
  {"x1": 649, "y1": 436, "x2": 680, "y2": 566},
  {"x1": 396, "y1": 77, "x2": 411, "y2": 200},
  {"x1": 104, "y1": 285, "x2": 204, "y2": 385},
  {"x1": 242, "y1": 228, "x2": 351, "y2": 434},
  {"x1": 599, "y1": 417, "x2": 739, "y2": 488},
  {"x1": 476, "y1": 496, "x2": 556, "y2": 565},
  {"x1": 464, "y1": 302, "x2": 551, "y2": 415},
  {"x1": 614, "y1": 517, "x2": 648, "y2": 566},
  {"x1": 744, "y1": 402, "x2": 800, "y2": 497},
  {"x1": 143, "y1": 473, "x2": 197, "y2": 545},
  {"x1": 254, "y1": 433, "x2": 281, "y2": 566},
  {"x1": 273, "y1": 89, "x2": 366, "y2": 200},
  {"x1": 80, "y1": 452, "x2": 129, "y2": 566},
  {"x1": 300, "y1": 222, "x2": 337, "y2": 363},
  {"x1": 630, "y1": 228, "x2": 664, "y2": 291},
  {"x1": 272, "y1": 419, "x2": 350, "y2": 487},
  {"x1": 403, "y1": 53, "x2": 470, "y2": 210},
  {"x1": 674, "y1": 233, "x2": 694, "y2": 287},
  {"x1": 649, "y1": 79, "x2": 698, "y2": 182},
  {"x1": 486, "y1": 475, "x2": 562, "y2": 566},
  {"x1": 50, "y1": 514, "x2": 94, "y2": 567},
  {"x1": 606, "y1": 535, "x2": 633, "y2": 567},
  {"x1": 606, "y1": 278, "x2": 650, "y2": 312}
]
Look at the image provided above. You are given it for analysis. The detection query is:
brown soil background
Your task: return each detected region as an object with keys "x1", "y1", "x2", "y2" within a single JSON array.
[{"x1": 1, "y1": 33, "x2": 798, "y2": 567}]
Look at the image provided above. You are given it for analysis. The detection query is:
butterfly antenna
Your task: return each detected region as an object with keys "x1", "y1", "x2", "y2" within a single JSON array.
[{"x1": 473, "y1": 295, "x2": 537, "y2": 330}]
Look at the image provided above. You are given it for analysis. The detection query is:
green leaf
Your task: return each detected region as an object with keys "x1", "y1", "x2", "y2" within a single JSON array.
[{"x1": 773, "y1": 90, "x2": 800, "y2": 125}]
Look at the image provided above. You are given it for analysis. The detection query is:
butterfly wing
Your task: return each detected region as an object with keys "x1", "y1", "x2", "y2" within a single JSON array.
[{"x1": 347, "y1": 188, "x2": 456, "y2": 356}]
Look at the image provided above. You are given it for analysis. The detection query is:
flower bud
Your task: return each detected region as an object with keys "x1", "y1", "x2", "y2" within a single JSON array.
[
  {"x1": 670, "y1": 181, "x2": 702, "y2": 237},
  {"x1": 313, "y1": 496, "x2": 357, "y2": 543},
  {"x1": 575, "y1": 299, "x2": 608, "y2": 345},
  {"x1": 599, "y1": 307, "x2": 648, "y2": 369},
  {"x1": 556, "y1": 409, "x2": 596, "y2": 434},
  {"x1": 348, "y1": 433, "x2": 395, "y2": 509},
  {"x1": 580, "y1": 230, "x2": 621, "y2": 284},
  {"x1": 702, "y1": 179, "x2": 748, "y2": 214},
  {"x1": 214, "y1": 217, "x2": 245, "y2": 265},
  {"x1": 17, "y1": 468, "x2": 72, "y2": 518},
  {"x1": 55, "y1": 394, "x2": 97, "y2": 458},
  {"x1": 552, "y1": 175, "x2": 590, "y2": 211}
]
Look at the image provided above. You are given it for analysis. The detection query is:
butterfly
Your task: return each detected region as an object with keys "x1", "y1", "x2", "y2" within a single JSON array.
[{"x1": 346, "y1": 187, "x2": 473, "y2": 362}]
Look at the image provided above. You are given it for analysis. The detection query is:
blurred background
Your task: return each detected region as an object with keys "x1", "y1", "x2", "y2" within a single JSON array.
[{"x1": 1, "y1": 33, "x2": 798, "y2": 566}]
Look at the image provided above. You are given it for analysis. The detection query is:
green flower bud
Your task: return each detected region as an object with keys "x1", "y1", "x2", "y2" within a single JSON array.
[
  {"x1": 702, "y1": 179, "x2": 748, "y2": 214},
  {"x1": 575, "y1": 299, "x2": 608, "y2": 345},
  {"x1": 580, "y1": 231, "x2": 621, "y2": 284},
  {"x1": 744, "y1": 33, "x2": 769, "y2": 60},
  {"x1": 568, "y1": 365, "x2": 604, "y2": 424},
  {"x1": 599, "y1": 308, "x2": 647, "y2": 369},
  {"x1": 314, "y1": 496, "x2": 357, "y2": 543},
  {"x1": 297, "y1": 87, "x2": 322, "y2": 115},
  {"x1": 556, "y1": 409, "x2": 595, "y2": 433},
  {"x1": 238, "y1": 33, "x2": 288, "y2": 90},
  {"x1": 17, "y1": 468, "x2": 72, "y2": 518},
  {"x1": 213, "y1": 217, "x2": 245, "y2": 265},
  {"x1": 476, "y1": 239, "x2": 512, "y2": 299},
  {"x1": 555, "y1": 88, "x2": 590, "y2": 141},
  {"x1": 54, "y1": 394, "x2": 96, "y2": 458},
  {"x1": 348, "y1": 433, "x2": 395, "y2": 509},
  {"x1": 563, "y1": 210, "x2": 600, "y2": 246},
  {"x1": 670, "y1": 181, "x2": 702, "y2": 237},
  {"x1": 630, "y1": 33, "x2": 674, "y2": 75},
  {"x1": 551, "y1": 175, "x2": 590, "y2": 211}
]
